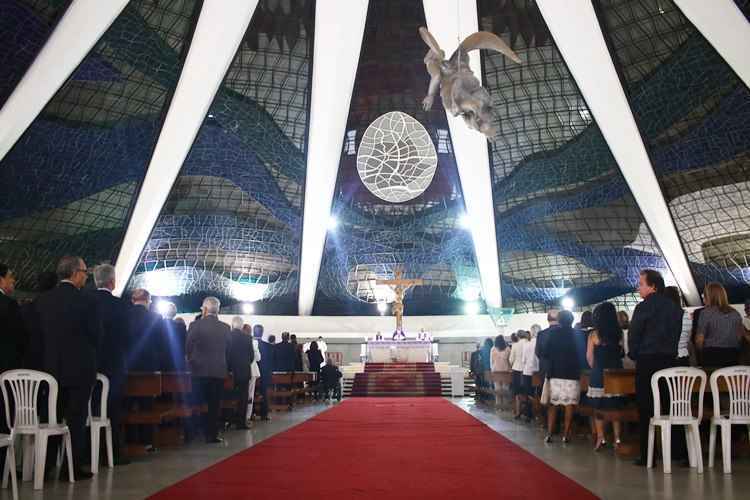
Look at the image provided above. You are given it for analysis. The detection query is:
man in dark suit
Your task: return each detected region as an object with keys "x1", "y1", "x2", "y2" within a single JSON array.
[
  {"x1": 628, "y1": 269, "x2": 683, "y2": 466},
  {"x1": 319, "y1": 356, "x2": 343, "y2": 402},
  {"x1": 0, "y1": 263, "x2": 26, "y2": 473},
  {"x1": 128, "y1": 289, "x2": 165, "y2": 372},
  {"x1": 255, "y1": 325, "x2": 273, "y2": 420},
  {"x1": 274, "y1": 331, "x2": 296, "y2": 372},
  {"x1": 469, "y1": 342, "x2": 482, "y2": 393},
  {"x1": 87, "y1": 264, "x2": 130, "y2": 466},
  {"x1": 30, "y1": 256, "x2": 100, "y2": 480},
  {"x1": 0, "y1": 264, "x2": 26, "y2": 372},
  {"x1": 161, "y1": 302, "x2": 187, "y2": 372},
  {"x1": 186, "y1": 297, "x2": 230, "y2": 443},
  {"x1": 227, "y1": 317, "x2": 252, "y2": 429},
  {"x1": 535, "y1": 309, "x2": 559, "y2": 382}
]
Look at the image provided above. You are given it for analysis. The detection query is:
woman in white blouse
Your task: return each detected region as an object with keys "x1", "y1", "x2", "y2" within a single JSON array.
[{"x1": 247, "y1": 325, "x2": 262, "y2": 424}]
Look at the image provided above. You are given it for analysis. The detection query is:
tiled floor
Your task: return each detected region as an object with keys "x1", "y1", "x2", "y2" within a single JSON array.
[
  {"x1": 2, "y1": 398, "x2": 748, "y2": 499},
  {"x1": 0, "y1": 403, "x2": 333, "y2": 500},
  {"x1": 454, "y1": 398, "x2": 750, "y2": 500}
]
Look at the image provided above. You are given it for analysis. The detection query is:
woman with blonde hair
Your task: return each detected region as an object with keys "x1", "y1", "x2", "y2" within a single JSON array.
[{"x1": 696, "y1": 282, "x2": 744, "y2": 367}]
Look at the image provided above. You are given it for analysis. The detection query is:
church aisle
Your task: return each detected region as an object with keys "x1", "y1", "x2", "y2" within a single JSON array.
[{"x1": 149, "y1": 398, "x2": 597, "y2": 500}]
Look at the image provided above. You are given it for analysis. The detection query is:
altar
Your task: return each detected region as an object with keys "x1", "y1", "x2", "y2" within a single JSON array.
[{"x1": 367, "y1": 340, "x2": 432, "y2": 363}]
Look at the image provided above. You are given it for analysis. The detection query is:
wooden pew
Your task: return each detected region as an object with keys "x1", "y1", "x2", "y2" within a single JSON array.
[
  {"x1": 124, "y1": 372, "x2": 236, "y2": 455},
  {"x1": 124, "y1": 372, "x2": 167, "y2": 457},
  {"x1": 269, "y1": 372, "x2": 295, "y2": 411},
  {"x1": 602, "y1": 368, "x2": 729, "y2": 397}
]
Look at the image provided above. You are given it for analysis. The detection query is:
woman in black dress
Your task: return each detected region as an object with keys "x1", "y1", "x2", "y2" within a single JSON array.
[{"x1": 585, "y1": 302, "x2": 626, "y2": 451}]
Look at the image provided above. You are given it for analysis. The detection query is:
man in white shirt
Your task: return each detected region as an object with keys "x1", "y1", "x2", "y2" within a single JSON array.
[
  {"x1": 247, "y1": 325, "x2": 261, "y2": 423},
  {"x1": 416, "y1": 328, "x2": 432, "y2": 342},
  {"x1": 508, "y1": 332, "x2": 529, "y2": 419},
  {"x1": 521, "y1": 326, "x2": 541, "y2": 420},
  {"x1": 317, "y1": 336, "x2": 328, "y2": 359}
]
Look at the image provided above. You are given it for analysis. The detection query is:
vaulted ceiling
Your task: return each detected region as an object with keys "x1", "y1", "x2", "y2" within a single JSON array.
[{"x1": 0, "y1": 0, "x2": 748, "y2": 314}]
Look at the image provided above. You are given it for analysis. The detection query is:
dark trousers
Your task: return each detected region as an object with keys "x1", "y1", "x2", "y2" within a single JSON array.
[
  {"x1": 636, "y1": 355, "x2": 676, "y2": 462},
  {"x1": 194, "y1": 377, "x2": 223, "y2": 441},
  {"x1": 258, "y1": 376, "x2": 270, "y2": 418},
  {"x1": 48, "y1": 384, "x2": 93, "y2": 470},
  {"x1": 234, "y1": 377, "x2": 250, "y2": 425}
]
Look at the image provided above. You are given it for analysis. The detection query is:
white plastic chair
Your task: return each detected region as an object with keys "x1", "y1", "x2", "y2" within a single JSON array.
[
  {"x1": 0, "y1": 432, "x2": 18, "y2": 500},
  {"x1": 647, "y1": 367, "x2": 706, "y2": 474},
  {"x1": 87, "y1": 373, "x2": 113, "y2": 474},
  {"x1": 708, "y1": 366, "x2": 750, "y2": 474},
  {"x1": 0, "y1": 370, "x2": 74, "y2": 490}
]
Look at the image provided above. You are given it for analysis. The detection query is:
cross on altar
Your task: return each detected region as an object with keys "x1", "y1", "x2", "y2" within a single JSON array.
[{"x1": 375, "y1": 269, "x2": 423, "y2": 330}]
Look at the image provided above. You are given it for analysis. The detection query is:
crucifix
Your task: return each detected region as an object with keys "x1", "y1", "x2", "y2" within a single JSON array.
[{"x1": 375, "y1": 268, "x2": 423, "y2": 331}]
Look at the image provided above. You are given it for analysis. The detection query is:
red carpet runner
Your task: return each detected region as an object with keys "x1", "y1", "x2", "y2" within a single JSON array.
[{"x1": 149, "y1": 398, "x2": 598, "y2": 500}]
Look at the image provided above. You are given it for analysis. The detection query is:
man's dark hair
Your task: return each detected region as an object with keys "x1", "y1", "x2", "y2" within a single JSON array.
[
  {"x1": 558, "y1": 310, "x2": 574, "y2": 328},
  {"x1": 494, "y1": 335, "x2": 507, "y2": 350},
  {"x1": 663, "y1": 286, "x2": 682, "y2": 307},
  {"x1": 281, "y1": 331, "x2": 290, "y2": 342},
  {"x1": 268, "y1": 334, "x2": 276, "y2": 343},
  {"x1": 640, "y1": 269, "x2": 665, "y2": 294},
  {"x1": 579, "y1": 310, "x2": 593, "y2": 329},
  {"x1": 253, "y1": 324, "x2": 264, "y2": 337},
  {"x1": 0, "y1": 263, "x2": 10, "y2": 279}
]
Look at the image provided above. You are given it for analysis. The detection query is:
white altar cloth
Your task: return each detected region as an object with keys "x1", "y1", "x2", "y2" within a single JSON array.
[{"x1": 366, "y1": 340, "x2": 432, "y2": 363}]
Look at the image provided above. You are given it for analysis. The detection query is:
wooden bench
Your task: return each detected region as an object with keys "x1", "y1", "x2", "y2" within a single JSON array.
[{"x1": 124, "y1": 372, "x2": 237, "y2": 454}]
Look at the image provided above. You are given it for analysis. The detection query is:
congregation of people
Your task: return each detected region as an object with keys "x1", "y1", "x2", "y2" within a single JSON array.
[
  {"x1": 0, "y1": 256, "x2": 341, "y2": 484},
  {"x1": 471, "y1": 268, "x2": 750, "y2": 466}
]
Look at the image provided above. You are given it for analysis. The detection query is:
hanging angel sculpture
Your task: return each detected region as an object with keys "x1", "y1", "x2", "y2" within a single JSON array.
[{"x1": 419, "y1": 27, "x2": 521, "y2": 138}]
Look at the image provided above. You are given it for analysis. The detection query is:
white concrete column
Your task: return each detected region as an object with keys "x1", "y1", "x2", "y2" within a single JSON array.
[
  {"x1": 297, "y1": 0, "x2": 369, "y2": 315},
  {"x1": 422, "y1": 0, "x2": 503, "y2": 308},
  {"x1": 0, "y1": 0, "x2": 130, "y2": 162},
  {"x1": 114, "y1": 0, "x2": 259, "y2": 295},
  {"x1": 537, "y1": 0, "x2": 701, "y2": 305},
  {"x1": 674, "y1": 0, "x2": 750, "y2": 89}
]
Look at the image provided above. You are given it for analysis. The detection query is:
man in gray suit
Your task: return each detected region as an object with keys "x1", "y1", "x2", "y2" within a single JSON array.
[{"x1": 186, "y1": 297, "x2": 230, "y2": 443}]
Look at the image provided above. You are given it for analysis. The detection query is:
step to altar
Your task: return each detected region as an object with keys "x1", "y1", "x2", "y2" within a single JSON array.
[{"x1": 350, "y1": 362, "x2": 443, "y2": 397}]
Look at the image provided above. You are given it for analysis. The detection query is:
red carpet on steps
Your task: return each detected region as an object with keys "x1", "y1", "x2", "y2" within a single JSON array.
[{"x1": 149, "y1": 398, "x2": 598, "y2": 500}]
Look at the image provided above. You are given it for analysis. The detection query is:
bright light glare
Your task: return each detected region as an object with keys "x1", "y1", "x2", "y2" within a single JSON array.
[
  {"x1": 327, "y1": 215, "x2": 339, "y2": 231},
  {"x1": 561, "y1": 296, "x2": 575, "y2": 311},
  {"x1": 156, "y1": 300, "x2": 172, "y2": 316},
  {"x1": 377, "y1": 302, "x2": 387, "y2": 314},
  {"x1": 465, "y1": 301, "x2": 480, "y2": 315},
  {"x1": 242, "y1": 302, "x2": 254, "y2": 314},
  {"x1": 458, "y1": 214, "x2": 471, "y2": 229},
  {"x1": 230, "y1": 282, "x2": 267, "y2": 302}
]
